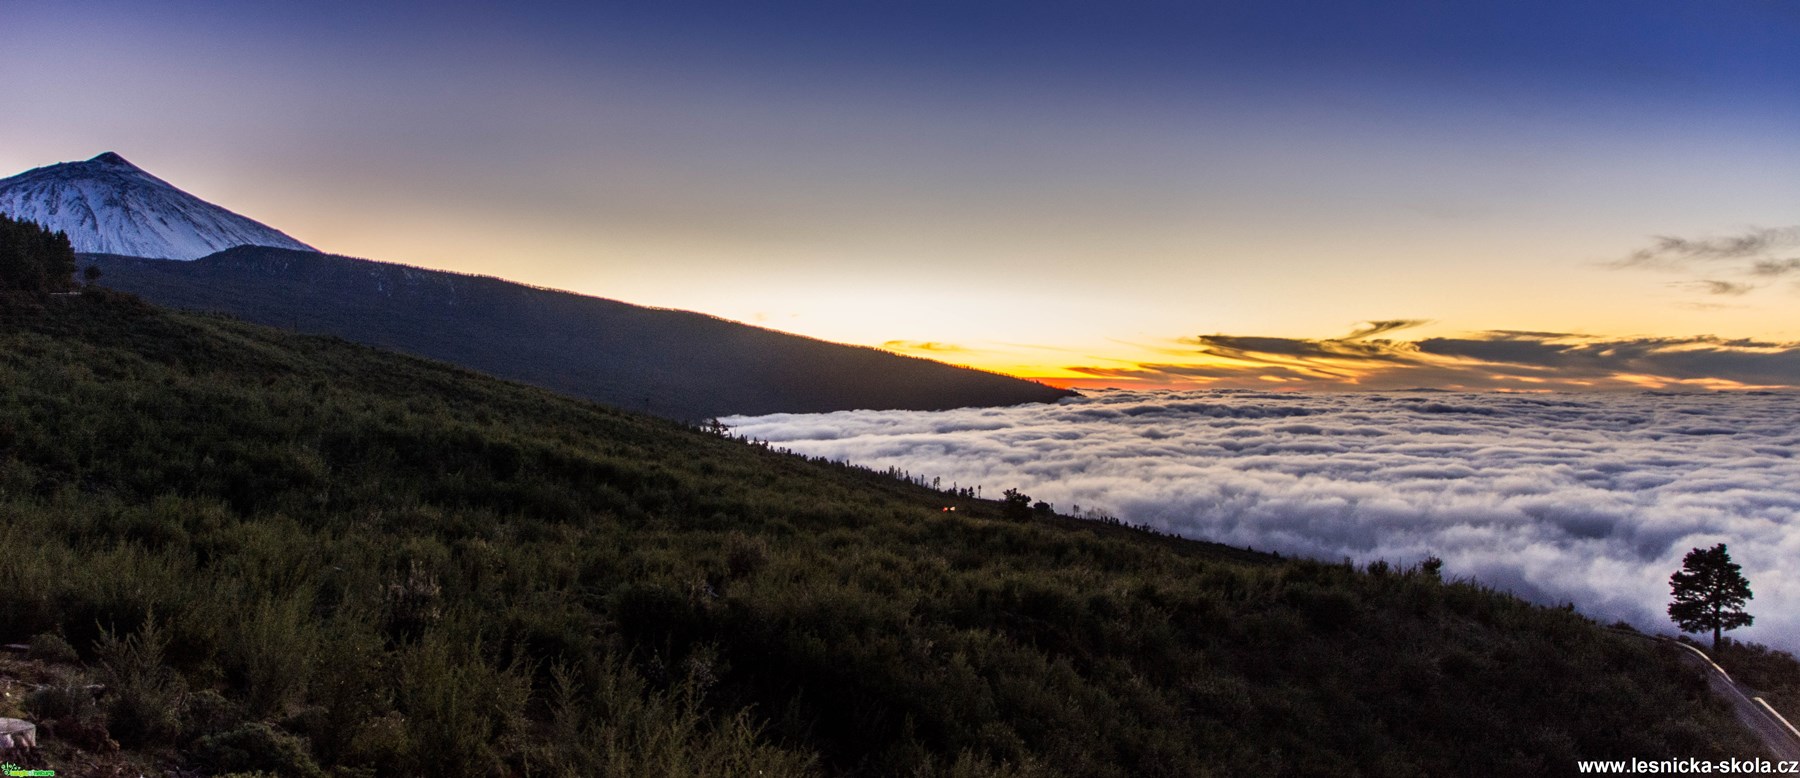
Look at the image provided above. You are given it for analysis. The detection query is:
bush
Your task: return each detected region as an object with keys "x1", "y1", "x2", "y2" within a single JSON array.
[
  {"x1": 725, "y1": 531, "x2": 770, "y2": 580},
  {"x1": 181, "y1": 688, "x2": 249, "y2": 742},
  {"x1": 25, "y1": 683, "x2": 110, "y2": 751},
  {"x1": 29, "y1": 632, "x2": 80, "y2": 664},
  {"x1": 395, "y1": 634, "x2": 531, "y2": 776},
  {"x1": 226, "y1": 596, "x2": 319, "y2": 717},
  {"x1": 346, "y1": 712, "x2": 412, "y2": 775},
  {"x1": 382, "y1": 561, "x2": 443, "y2": 643},
  {"x1": 94, "y1": 613, "x2": 186, "y2": 748},
  {"x1": 25, "y1": 682, "x2": 99, "y2": 724},
  {"x1": 192, "y1": 722, "x2": 327, "y2": 778}
]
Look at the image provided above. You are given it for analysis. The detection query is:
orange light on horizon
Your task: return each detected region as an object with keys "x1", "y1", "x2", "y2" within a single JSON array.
[{"x1": 869, "y1": 326, "x2": 1800, "y2": 395}]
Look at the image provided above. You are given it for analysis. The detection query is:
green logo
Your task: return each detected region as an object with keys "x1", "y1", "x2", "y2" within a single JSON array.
[{"x1": 0, "y1": 763, "x2": 55, "y2": 777}]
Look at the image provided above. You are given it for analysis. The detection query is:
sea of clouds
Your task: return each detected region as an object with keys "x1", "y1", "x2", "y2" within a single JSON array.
[{"x1": 726, "y1": 390, "x2": 1800, "y2": 648}]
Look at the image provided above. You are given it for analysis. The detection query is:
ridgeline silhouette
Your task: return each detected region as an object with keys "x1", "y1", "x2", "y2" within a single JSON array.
[{"x1": 82, "y1": 247, "x2": 1075, "y2": 420}]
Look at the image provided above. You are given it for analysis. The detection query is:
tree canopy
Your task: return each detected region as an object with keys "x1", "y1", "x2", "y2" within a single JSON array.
[
  {"x1": 1669, "y1": 543, "x2": 1754, "y2": 649},
  {"x1": 0, "y1": 212, "x2": 77, "y2": 292}
]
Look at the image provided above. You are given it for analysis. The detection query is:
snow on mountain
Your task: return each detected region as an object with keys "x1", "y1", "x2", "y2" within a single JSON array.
[{"x1": 0, "y1": 152, "x2": 315, "y2": 260}]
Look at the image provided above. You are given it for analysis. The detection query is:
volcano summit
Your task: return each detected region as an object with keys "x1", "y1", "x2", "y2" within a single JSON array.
[{"x1": 0, "y1": 152, "x2": 314, "y2": 260}]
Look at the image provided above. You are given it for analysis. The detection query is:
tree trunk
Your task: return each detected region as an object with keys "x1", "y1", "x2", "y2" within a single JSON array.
[{"x1": 1713, "y1": 603, "x2": 1722, "y2": 650}]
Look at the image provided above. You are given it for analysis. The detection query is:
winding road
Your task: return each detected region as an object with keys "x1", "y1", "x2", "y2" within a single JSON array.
[
  {"x1": 1668, "y1": 639, "x2": 1800, "y2": 762},
  {"x1": 1613, "y1": 630, "x2": 1800, "y2": 761}
]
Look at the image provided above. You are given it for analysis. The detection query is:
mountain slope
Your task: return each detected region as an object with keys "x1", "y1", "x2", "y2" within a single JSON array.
[
  {"x1": 84, "y1": 247, "x2": 1075, "y2": 419},
  {"x1": 0, "y1": 152, "x2": 314, "y2": 259},
  {"x1": 0, "y1": 289, "x2": 1768, "y2": 776}
]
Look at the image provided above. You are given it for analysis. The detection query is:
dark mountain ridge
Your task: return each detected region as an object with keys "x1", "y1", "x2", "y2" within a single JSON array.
[{"x1": 83, "y1": 246, "x2": 1075, "y2": 420}]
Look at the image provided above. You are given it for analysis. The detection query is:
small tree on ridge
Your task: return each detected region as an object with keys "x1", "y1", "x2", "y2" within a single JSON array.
[
  {"x1": 1001, "y1": 488, "x2": 1032, "y2": 521},
  {"x1": 1668, "y1": 543, "x2": 1753, "y2": 650}
]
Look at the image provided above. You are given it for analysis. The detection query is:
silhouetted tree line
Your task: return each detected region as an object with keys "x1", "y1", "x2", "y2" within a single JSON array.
[
  {"x1": 692, "y1": 421, "x2": 1214, "y2": 551},
  {"x1": 0, "y1": 212, "x2": 76, "y2": 292},
  {"x1": 702, "y1": 419, "x2": 990, "y2": 498},
  {"x1": 703, "y1": 425, "x2": 1332, "y2": 555}
]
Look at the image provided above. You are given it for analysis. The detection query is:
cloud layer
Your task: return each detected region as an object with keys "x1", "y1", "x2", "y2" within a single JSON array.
[{"x1": 727, "y1": 390, "x2": 1800, "y2": 648}]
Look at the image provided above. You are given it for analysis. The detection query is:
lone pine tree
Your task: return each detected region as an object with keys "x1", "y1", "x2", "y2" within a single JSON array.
[{"x1": 1668, "y1": 543, "x2": 1754, "y2": 650}]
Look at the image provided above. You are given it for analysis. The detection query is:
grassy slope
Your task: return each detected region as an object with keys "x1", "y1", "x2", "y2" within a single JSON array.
[{"x1": 0, "y1": 291, "x2": 1766, "y2": 776}]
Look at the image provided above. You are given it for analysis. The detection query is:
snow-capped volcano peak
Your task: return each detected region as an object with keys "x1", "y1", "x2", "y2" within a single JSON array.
[{"x1": 0, "y1": 152, "x2": 315, "y2": 260}]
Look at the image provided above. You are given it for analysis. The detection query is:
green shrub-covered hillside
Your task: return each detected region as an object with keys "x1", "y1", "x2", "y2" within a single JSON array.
[{"x1": 0, "y1": 291, "x2": 1764, "y2": 776}]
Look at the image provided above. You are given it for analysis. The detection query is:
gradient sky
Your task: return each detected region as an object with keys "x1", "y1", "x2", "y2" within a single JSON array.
[{"x1": 5, "y1": 1, "x2": 1799, "y2": 388}]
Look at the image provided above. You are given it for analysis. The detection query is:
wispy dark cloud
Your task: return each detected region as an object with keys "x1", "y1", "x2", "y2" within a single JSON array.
[
  {"x1": 1183, "y1": 334, "x2": 1421, "y2": 366},
  {"x1": 1610, "y1": 227, "x2": 1800, "y2": 302},
  {"x1": 1417, "y1": 335, "x2": 1800, "y2": 387},
  {"x1": 1682, "y1": 279, "x2": 1757, "y2": 296},
  {"x1": 726, "y1": 391, "x2": 1800, "y2": 648},
  {"x1": 1616, "y1": 227, "x2": 1800, "y2": 268},
  {"x1": 1086, "y1": 326, "x2": 1800, "y2": 391},
  {"x1": 1751, "y1": 259, "x2": 1800, "y2": 277},
  {"x1": 882, "y1": 340, "x2": 967, "y2": 353},
  {"x1": 1344, "y1": 319, "x2": 1431, "y2": 339}
]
